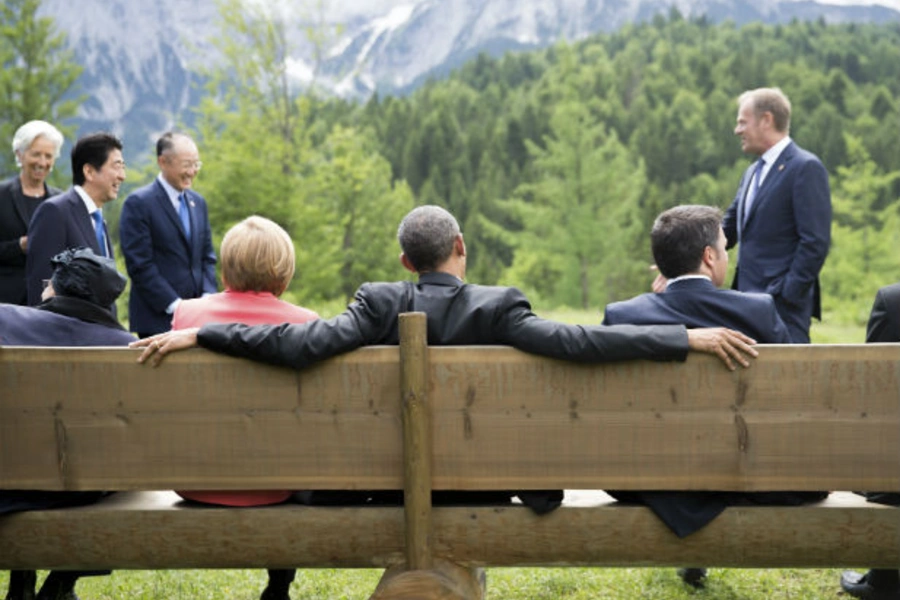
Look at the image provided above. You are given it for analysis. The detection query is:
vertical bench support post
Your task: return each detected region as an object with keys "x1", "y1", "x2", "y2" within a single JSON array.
[{"x1": 399, "y1": 312, "x2": 433, "y2": 569}]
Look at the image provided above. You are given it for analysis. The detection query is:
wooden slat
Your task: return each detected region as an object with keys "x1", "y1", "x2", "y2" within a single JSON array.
[
  {"x1": 427, "y1": 344, "x2": 900, "y2": 492},
  {"x1": 0, "y1": 492, "x2": 896, "y2": 569},
  {"x1": 0, "y1": 346, "x2": 405, "y2": 491},
  {"x1": 2, "y1": 344, "x2": 899, "y2": 492}
]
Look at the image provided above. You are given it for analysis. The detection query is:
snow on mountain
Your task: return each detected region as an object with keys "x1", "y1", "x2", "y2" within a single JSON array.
[{"x1": 35, "y1": 0, "x2": 900, "y2": 160}]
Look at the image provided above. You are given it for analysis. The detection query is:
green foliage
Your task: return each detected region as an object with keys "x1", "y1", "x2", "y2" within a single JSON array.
[
  {"x1": 193, "y1": 0, "x2": 411, "y2": 306},
  {"x1": 0, "y1": 0, "x2": 81, "y2": 180}
]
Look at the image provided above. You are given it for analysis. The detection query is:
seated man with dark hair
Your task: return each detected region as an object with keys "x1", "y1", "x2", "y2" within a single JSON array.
[
  {"x1": 1, "y1": 247, "x2": 133, "y2": 600},
  {"x1": 603, "y1": 204, "x2": 826, "y2": 586}
]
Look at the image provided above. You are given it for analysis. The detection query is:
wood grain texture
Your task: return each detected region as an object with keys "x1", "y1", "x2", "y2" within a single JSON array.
[
  {"x1": 0, "y1": 492, "x2": 896, "y2": 569},
  {"x1": 1, "y1": 344, "x2": 898, "y2": 492},
  {"x1": 400, "y1": 313, "x2": 433, "y2": 569}
]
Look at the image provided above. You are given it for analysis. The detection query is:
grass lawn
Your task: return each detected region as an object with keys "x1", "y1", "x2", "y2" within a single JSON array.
[{"x1": 1, "y1": 567, "x2": 851, "y2": 599}]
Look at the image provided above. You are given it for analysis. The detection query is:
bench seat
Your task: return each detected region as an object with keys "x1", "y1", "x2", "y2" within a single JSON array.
[{"x1": 2, "y1": 491, "x2": 896, "y2": 570}]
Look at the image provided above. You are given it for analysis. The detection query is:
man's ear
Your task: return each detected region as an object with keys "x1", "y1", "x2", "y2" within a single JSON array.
[
  {"x1": 454, "y1": 234, "x2": 466, "y2": 258},
  {"x1": 701, "y1": 246, "x2": 716, "y2": 269},
  {"x1": 400, "y1": 253, "x2": 417, "y2": 274}
]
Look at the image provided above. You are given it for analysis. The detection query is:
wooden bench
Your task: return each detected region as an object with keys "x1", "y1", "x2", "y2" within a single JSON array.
[{"x1": 1, "y1": 313, "x2": 898, "y2": 593}]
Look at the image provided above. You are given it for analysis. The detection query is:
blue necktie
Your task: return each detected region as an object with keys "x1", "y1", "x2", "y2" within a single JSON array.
[
  {"x1": 178, "y1": 193, "x2": 191, "y2": 239},
  {"x1": 91, "y1": 210, "x2": 108, "y2": 257},
  {"x1": 743, "y1": 158, "x2": 766, "y2": 224}
]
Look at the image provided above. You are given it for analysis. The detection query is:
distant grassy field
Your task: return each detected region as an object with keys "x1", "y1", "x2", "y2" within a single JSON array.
[{"x1": 0, "y1": 566, "x2": 851, "y2": 599}]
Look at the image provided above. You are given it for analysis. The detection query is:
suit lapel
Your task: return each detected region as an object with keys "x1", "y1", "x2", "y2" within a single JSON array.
[
  {"x1": 9, "y1": 178, "x2": 31, "y2": 229},
  {"x1": 154, "y1": 180, "x2": 191, "y2": 248},
  {"x1": 67, "y1": 191, "x2": 102, "y2": 255},
  {"x1": 741, "y1": 142, "x2": 796, "y2": 232}
]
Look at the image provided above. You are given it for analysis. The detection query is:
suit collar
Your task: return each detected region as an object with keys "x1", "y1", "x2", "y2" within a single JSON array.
[
  {"x1": 664, "y1": 277, "x2": 718, "y2": 293},
  {"x1": 418, "y1": 271, "x2": 463, "y2": 287}
]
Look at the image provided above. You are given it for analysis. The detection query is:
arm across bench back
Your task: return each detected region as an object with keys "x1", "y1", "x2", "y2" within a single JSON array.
[{"x1": 2, "y1": 314, "x2": 898, "y2": 494}]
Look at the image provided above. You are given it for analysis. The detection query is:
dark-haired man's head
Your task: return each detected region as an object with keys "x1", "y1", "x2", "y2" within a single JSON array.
[
  {"x1": 71, "y1": 132, "x2": 126, "y2": 206},
  {"x1": 397, "y1": 205, "x2": 465, "y2": 276},
  {"x1": 651, "y1": 205, "x2": 728, "y2": 287}
]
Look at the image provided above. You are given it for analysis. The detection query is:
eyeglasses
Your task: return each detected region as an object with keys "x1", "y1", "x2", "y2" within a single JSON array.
[{"x1": 179, "y1": 160, "x2": 202, "y2": 171}]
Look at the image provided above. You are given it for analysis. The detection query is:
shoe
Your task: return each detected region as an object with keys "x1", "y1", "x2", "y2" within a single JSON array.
[
  {"x1": 840, "y1": 570, "x2": 900, "y2": 600},
  {"x1": 35, "y1": 572, "x2": 79, "y2": 600},
  {"x1": 5, "y1": 570, "x2": 37, "y2": 600},
  {"x1": 259, "y1": 569, "x2": 295, "y2": 600},
  {"x1": 677, "y1": 568, "x2": 708, "y2": 588}
]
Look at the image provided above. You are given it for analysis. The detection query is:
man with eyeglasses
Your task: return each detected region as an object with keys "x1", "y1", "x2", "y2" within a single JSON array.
[
  {"x1": 25, "y1": 132, "x2": 126, "y2": 309},
  {"x1": 120, "y1": 131, "x2": 217, "y2": 337}
]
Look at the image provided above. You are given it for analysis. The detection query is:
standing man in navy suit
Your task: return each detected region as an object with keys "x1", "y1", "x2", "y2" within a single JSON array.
[
  {"x1": 24, "y1": 133, "x2": 126, "y2": 306},
  {"x1": 604, "y1": 205, "x2": 824, "y2": 588},
  {"x1": 120, "y1": 132, "x2": 217, "y2": 337},
  {"x1": 722, "y1": 87, "x2": 832, "y2": 343}
]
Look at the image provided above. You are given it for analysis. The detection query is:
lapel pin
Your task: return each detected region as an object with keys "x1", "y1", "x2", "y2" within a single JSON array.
[
  {"x1": 778, "y1": 164, "x2": 785, "y2": 172},
  {"x1": 189, "y1": 200, "x2": 196, "y2": 207}
]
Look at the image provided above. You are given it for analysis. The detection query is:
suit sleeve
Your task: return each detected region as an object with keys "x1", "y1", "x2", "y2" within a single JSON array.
[
  {"x1": 865, "y1": 288, "x2": 900, "y2": 343},
  {"x1": 120, "y1": 194, "x2": 180, "y2": 311},
  {"x1": 494, "y1": 288, "x2": 689, "y2": 362},
  {"x1": 196, "y1": 283, "x2": 397, "y2": 369},
  {"x1": 198, "y1": 199, "x2": 217, "y2": 294},
  {"x1": 722, "y1": 171, "x2": 748, "y2": 250},
  {"x1": 24, "y1": 201, "x2": 67, "y2": 305},
  {"x1": 781, "y1": 158, "x2": 831, "y2": 307}
]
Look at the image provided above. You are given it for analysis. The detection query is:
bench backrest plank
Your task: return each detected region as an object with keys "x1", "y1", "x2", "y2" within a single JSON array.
[{"x1": 2, "y1": 343, "x2": 898, "y2": 493}]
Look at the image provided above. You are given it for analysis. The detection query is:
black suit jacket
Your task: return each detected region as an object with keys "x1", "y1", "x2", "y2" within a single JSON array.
[
  {"x1": 198, "y1": 271, "x2": 690, "y2": 368},
  {"x1": 0, "y1": 176, "x2": 60, "y2": 304},
  {"x1": 862, "y1": 284, "x2": 900, "y2": 508},
  {"x1": 199, "y1": 272, "x2": 691, "y2": 514},
  {"x1": 603, "y1": 278, "x2": 824, "y2": 537},
  {"x1": 24, "y1": 188, "x2": 113, "y2": 306}
]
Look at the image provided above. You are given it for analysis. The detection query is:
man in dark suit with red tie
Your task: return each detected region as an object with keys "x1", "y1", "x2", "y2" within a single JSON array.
[
  {"x1": 119, "y1": 132, "x2": 217, "y2": 337},
  {"x1": 723, "y1": 87, "x2": 832, "y2": 343},
  {"x1": 24, "y1": 133, "x2": 125, "y2": 307}
]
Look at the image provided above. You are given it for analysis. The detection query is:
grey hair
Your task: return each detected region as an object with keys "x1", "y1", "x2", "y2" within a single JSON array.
[
  {"x1": 397, "y1": 205, "x2": 460, "y2": 272},
  {"x1": 739, "y1": 88, "x2": 792, "y2": 133},
  {"x1": 12, "y1": 121, "x2": 65, "y2": 167}
]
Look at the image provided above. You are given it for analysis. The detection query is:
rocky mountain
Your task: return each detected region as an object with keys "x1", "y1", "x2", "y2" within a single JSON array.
[{"x1": 37, "y1": 0, "x2": 900, "y2": 160}]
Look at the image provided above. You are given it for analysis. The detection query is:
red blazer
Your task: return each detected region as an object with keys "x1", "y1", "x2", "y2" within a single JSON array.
[{"x1": 173, "y1": 289, "x2": 318, "y2": 506}]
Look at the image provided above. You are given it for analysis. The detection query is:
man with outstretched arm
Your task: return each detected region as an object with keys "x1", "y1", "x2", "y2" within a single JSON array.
[{"x1": 133, "y1": 205, "x2": 756, "y2": 372}]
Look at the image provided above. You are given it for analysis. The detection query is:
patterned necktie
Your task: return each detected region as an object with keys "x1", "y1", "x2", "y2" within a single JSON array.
[
  {"x1": 178, "y1": 192, "x2": 192, "y2": 239},
  {"x1": 91, "y1": 210, "x2": 108, "y2": 257},
  {"x1": 743, "y1": 158, "x2": 766, "y2": 224}
]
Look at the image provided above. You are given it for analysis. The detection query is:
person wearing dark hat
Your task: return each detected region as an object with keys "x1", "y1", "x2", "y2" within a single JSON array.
[{"x1": 1, "y1": 247, "x2": 132, "y2": 600}]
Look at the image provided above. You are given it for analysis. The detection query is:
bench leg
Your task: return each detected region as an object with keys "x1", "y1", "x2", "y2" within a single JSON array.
[{"x1": 369, "y1": 559, "x2": 485, "y2": 600}]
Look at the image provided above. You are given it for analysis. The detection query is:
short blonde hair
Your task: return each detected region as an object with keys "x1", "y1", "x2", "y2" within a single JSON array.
[{"x1": 220, "y1": 216, "x2": 295, "y2": 295}]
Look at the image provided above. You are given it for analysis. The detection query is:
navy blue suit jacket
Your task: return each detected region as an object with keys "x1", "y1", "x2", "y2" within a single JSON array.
[
  {"x1": 24, "y1": 188, "x2": 113, "y2": 306},
  {"x1": 0, "y1": 303, "x2": 135, "y2": 346},
  {"x1": 603, "y1": 278, "x2": 791, "y2": 343},
  {"x1": 722, "y1": 141, "x2": 831, "y2": 343},
  {"x1": 602, "y1": 278, "x2": 826, "y2": 537},
  {"x1": 120, "y1": 180, "x2": 217, "y2": 335}
]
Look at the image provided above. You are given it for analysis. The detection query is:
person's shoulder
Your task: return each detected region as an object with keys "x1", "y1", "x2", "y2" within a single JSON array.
[
  {"x1": 603, "y1": 293, "x2": 658, "y2": 321},
  {"x1": 123, "y1": 180, "x2": 162, "y2": 203}
]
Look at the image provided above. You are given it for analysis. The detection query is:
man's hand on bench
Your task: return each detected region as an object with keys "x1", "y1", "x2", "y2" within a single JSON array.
[
  {"x1": 687, "y1": 328, "x2": 758, "y2": 370},
  {"x1": 131, "y1": 328, "x2": 201, "y2": 366}
]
